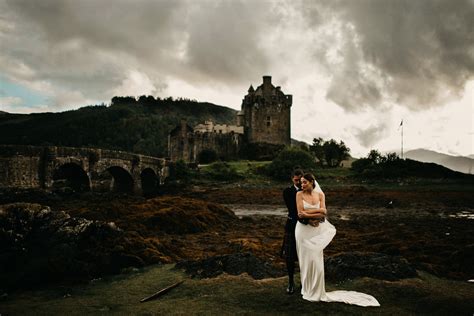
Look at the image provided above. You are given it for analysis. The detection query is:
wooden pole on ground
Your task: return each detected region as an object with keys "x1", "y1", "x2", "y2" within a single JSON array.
[{"x1": 140, "y1": 280, "x2": 184, "y2": 303}]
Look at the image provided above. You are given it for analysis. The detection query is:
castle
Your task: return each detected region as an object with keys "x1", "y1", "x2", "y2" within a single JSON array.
[{"x1": 168, "y1": 76, "x2": 292, "y2": 162}]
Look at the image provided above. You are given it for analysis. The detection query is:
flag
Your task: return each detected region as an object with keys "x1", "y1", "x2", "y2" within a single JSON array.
[{"x1": 398, "y1": 119, "x2": 403, "y2": 130}]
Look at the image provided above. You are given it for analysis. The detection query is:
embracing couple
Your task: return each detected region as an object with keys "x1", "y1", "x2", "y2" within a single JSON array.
[{"x1": 281, "y1": 169, "x2": 380, "y2": 307}]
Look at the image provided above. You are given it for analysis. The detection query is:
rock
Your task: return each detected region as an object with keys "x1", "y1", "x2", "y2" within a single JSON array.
[
  {"x1": 324, "y1": 251, "x2": 417, "y2": 282},
  {"x1": 449, "y1": 244, "x2": 474, "y2": 277},
  {"x1": 175, "y1": 252, "x2": 282, "y2": 279},
  {"x1": 0, "y1": 203, "x2": 141, "y2": 290}
]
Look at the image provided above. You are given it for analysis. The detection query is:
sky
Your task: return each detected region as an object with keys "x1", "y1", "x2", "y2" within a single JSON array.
[{"x1": 0, "y1": 0, "x2": 473, "y2": 158}]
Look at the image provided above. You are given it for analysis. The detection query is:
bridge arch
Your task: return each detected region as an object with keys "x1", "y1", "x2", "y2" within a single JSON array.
[
  {"x1": 106, "y1": 166, "x2": 134, "y2": 193},
  {"x1": 52, "y1": 162, "x2": 90, "y2": 192},
  {"x1": 140, "y1": 168, "x2": 159, "y2": 197}
]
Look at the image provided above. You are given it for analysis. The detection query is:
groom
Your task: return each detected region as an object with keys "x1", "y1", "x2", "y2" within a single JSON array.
[{"x1": 281, "y1": 169, "x2": 304, "y2": 294}]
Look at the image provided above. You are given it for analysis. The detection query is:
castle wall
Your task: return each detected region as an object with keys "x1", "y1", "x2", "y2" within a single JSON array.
[
  {"x1": 193, "y1": 132, "x2": 242, "y2": 161},
  {"x1": 242, "y1": 76, "x2": 292, "y2": 146},
  {"x1": 167, "y1": 76, "x2": 292, "y2": 162}
]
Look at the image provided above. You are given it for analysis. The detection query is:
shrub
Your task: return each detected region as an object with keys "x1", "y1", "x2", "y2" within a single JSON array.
[
  {"x1": 166, "y1": 159, "x2": 193, "y2": 182},
  {"x1": 198, "y1": 149, "x2": 218, "y2": 164},
  {"x1": 239, "y1": 142, "x2": 285, "y2": 161},
  {"x1": 265, "y1": 147, "x2": 317, "y2": 180},
  {"x1": 204, "y1": 161, "x2": 241, "y2": 181}
]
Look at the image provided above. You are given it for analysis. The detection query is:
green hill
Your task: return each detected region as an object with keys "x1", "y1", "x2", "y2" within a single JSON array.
[
  {"x1": 0, "y1": 96, "x2": 237, "y2": 157},
  {"x1": 352, "y1": 157, "x2": 474, "y2": 180}
]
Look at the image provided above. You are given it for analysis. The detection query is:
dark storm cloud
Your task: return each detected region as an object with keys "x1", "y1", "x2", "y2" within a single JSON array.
[
  {"x1": 6, "y1": 0, "x2": 184, "y2": 55},
  {"x1": 302, "y1": 0, "x2": 474, "y2": 111},
  {"x1": 1, "y1": 0, "x2": 188, "y2": 101},
  {"x1": 184, "y1": 1, "x2": 270, "y2": 83},
  {"x1": 1, "y1": 0, "x2": 273, "y2": 105},
  {"x1": 1, "y1": 0, "x2": 472, "y2": 113}
]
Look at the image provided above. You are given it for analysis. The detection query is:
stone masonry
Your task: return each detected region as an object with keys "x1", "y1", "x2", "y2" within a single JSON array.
[
  {"x1": 0, "y1": 145, "x2": 167, "y2": 195},
  {"x1": 168, "y1": 76, "x2": 292, "y2": 162}
]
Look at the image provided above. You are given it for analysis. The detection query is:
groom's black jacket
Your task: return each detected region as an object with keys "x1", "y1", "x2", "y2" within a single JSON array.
[{"x1": 283, "y1": 185, "x2": 299, "y2": 223}]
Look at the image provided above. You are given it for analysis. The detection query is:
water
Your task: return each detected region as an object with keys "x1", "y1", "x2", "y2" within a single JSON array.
[
  {"x1": 225, "y1": 204, "x2": 352, "y2": 221},
  {"x1": 448, "y1": 211, "x2": 474, "y2": 220},
  {"x1": 225, "y1": 204, "x2": 287, "y2": 217}
]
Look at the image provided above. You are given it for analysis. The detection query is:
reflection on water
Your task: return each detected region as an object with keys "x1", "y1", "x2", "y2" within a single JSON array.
[
  {"x1": 338, "y1": 214, "x2": 351, "y2": 221},
  {"x1": 448, "y1": 211, "x2": 474, "y2": 220},
  {"x1": 225, "y1": 204, "x2": 474, "y2": 221},
  {"x1": 225, "y1": 204, "x2": 287, "y2": 217},
  {"x1": 225, "y1": 204, "x2": 352, "y2": 221}
]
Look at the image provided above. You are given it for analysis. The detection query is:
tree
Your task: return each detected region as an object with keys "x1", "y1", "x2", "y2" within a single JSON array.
[
  {"x1": 310, "y1": 137, "x2": 325, "y2": 165},
  {"x1": 367, "y1": 149, "x2": 383, "y2": 164},
  {"x1": 310, "y1": 138, "x2": 350, "y2": 167},
  {"x1": 266, "y1": 147, "x2": 317, "y2": 180},
  {"x1": 351, "y1": 150, "x2": 400, "y2": 174},
  {"x1": 385, "y1": 152, "x2": 400, "y2": 163}
]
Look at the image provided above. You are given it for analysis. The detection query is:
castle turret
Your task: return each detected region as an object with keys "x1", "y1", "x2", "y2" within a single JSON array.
[{"x1": 263, "y1": 75, "x2": 272, "y2": 86}]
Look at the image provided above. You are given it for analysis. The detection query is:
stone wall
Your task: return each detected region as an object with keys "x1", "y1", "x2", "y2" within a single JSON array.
[
  {"x1": 241, "y1": 76, "x2": 292, "y2": 146},
  {"x1": 167, "y1": 76, "x2": 292, "y2": 162},
  {"x1": 0, "y1": 156, "x2": 42, "y2": 188},
  {"x1": 193, "y1": 132, "x2": 243, "y2": 161}
]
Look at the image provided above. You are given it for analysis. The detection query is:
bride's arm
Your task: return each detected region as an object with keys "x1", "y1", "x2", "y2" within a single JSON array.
[
  {"x1": 301, "y1": 193, "x2": 326, "y2": 217},
  {"x1": 296, "y1": 192, "x2": 306, "y2": 218},
  {"x1": 307, "y1": 193, "x2": 326, "y2": 227},
  {"x1": 297, "y1": 192, "x2": 326, "y2": 219}
]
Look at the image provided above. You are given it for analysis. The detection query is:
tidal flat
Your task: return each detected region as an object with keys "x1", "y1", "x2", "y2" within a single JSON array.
[{"x1": 1, "y1": 184, "x2": 473, "y2": 315}]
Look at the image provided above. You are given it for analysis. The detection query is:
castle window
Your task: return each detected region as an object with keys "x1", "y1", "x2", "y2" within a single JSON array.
[{"x1": 266, "y1": 116, "x2": 271, "y2": 127}]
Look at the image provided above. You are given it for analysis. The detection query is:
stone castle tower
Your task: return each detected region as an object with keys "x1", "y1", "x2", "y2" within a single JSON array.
[
  {"x1": 239, "y1": 76, "x2": 292, "y2": 146},
  {"x1": 168, "y1": 75, "x2": 292, "y2": 162}
]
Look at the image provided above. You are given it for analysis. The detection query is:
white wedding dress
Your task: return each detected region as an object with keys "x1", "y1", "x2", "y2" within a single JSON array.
[{"x1": 295, "y1": 200, "x2": 380, "y2": 307}]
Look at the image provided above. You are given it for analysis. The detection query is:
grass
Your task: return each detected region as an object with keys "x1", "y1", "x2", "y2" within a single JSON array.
[
  {"x1": 1, "y1": 265, "x2": 473, "y2": 315},
  {"x1": 196, "y1": 161, "x2": 474, "y2": 192}
]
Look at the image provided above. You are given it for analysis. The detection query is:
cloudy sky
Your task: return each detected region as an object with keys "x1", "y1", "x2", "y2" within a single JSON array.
[{"x1": 0, "y1": 0, "x2": 473, "y2": 157}]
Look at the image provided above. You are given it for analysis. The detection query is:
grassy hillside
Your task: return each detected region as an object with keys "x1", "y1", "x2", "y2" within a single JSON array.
[{"x1": 0, "y1": 97, "x2": 237, "y2": 157}]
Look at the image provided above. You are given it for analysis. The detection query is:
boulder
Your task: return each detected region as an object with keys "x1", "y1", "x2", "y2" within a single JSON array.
[
  {"x1": 0, "y1": 203, "x2": 143, "y2": 290},
  {"x1": 325, "y1": 251, "x2": 418, "y2": 281},
  {"x1": 175, "y1": 252, "x2": 282, "y2": 279}
]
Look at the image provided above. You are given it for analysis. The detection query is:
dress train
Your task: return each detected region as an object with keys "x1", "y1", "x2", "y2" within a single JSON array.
[{"x1": 295, "y1": 201, "x2": 379, "y2": 307}]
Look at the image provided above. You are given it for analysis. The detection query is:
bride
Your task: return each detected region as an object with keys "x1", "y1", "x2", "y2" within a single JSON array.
[{"x1": 295, "y1": 173, "x2": 380, "y2": 307}]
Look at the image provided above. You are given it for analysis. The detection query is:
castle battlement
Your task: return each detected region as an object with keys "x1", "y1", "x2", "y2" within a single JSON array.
[{"x1": 194, "y1": 120, "x2": 244, "y2": 135}]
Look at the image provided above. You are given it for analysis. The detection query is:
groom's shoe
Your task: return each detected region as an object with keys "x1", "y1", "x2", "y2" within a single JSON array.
[{"x1": 286, "y1": 282, "x2": 295, "y2": 295}]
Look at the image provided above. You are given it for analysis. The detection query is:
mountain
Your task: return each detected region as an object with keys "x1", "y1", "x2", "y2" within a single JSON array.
[
  {"x1": 0, "y1": 96, "x2": 237, "y2": 157},
  {"x1": 405, "y1": 149, "x2": 473, "y2": 174}
]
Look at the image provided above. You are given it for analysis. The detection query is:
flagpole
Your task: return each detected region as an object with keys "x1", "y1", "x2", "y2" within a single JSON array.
[{"x1": 401, "y1": 119, "x2": 404, "y2": 159}]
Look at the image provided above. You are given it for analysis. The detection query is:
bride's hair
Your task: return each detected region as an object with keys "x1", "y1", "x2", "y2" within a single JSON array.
[{"x1": 302, "y1": 173, "x2": 316, "y2": 188}]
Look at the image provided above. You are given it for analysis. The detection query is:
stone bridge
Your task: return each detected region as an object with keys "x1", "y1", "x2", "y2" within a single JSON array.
[{"x1": 0, "y1": 145, "x2": 168, "y2": 195}]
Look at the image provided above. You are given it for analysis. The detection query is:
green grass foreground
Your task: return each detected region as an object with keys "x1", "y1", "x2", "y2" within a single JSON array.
[{"x1": 1, "y1": 264, "x2": 473, "y2": 315}]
